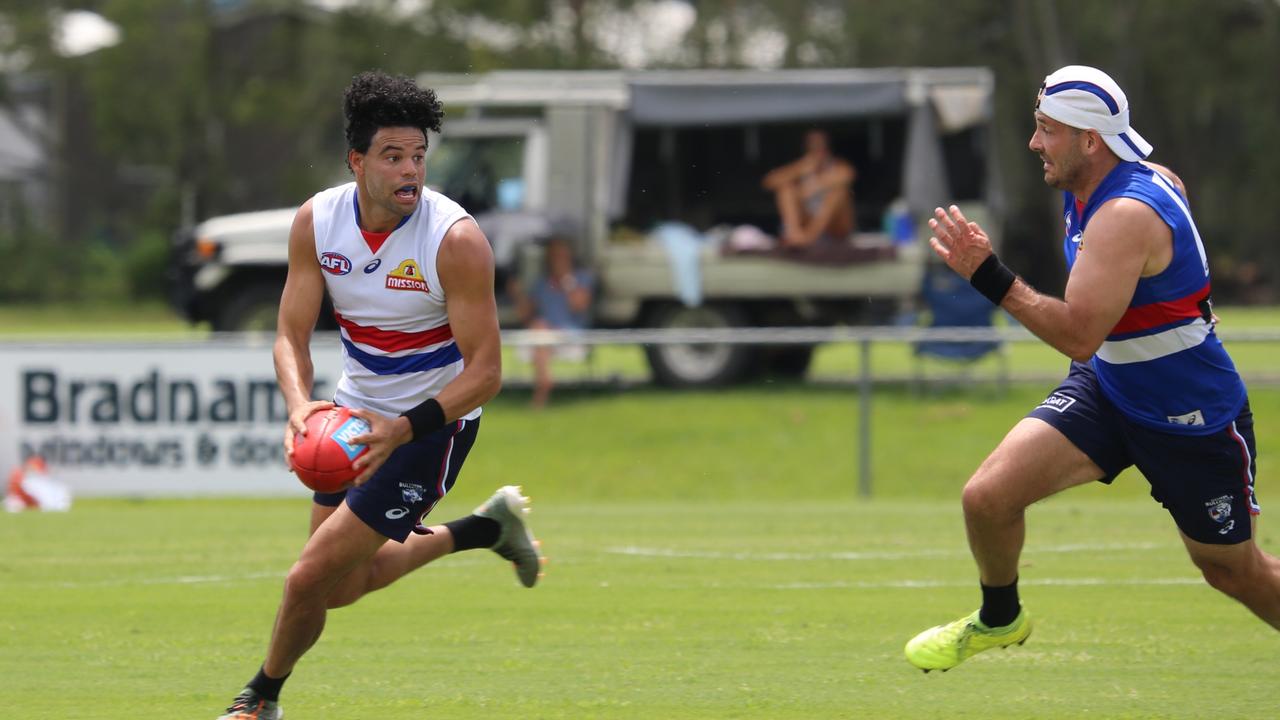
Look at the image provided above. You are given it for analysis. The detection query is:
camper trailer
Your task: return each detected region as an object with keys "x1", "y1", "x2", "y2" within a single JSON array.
[{"x1": 171, "y1": 67, "x2": 997, "y2": 386}]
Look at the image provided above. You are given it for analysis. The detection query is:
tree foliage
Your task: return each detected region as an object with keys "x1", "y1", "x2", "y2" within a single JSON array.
[
  {"x1": 690, "y1": 0, "x2": 1280, "y2": 296},
  {"x1": 2, "y1": 0, "x2": 1277, "y2": 302}
]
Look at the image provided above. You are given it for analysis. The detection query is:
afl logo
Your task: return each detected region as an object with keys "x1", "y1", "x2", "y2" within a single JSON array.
[
  {"x1": 320, "y1": 252, "x2": 352, "y2": 276},
  {"x1": 363, "y1": 259, "x2": 382, "y2": 274}
]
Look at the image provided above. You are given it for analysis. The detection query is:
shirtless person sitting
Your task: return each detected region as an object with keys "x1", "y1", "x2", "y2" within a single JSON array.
[{"x1": 761, "y1": 129, "x2": 856, "y2": 248}]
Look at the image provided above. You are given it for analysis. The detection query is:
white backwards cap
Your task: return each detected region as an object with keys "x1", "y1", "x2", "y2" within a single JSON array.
[{"x1": 1036, "y1": 65, "x2": 1153, "y2": 162}]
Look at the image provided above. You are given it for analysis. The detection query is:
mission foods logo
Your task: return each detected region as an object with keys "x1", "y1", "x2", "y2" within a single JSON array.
[{"x1": 386, "y1": 259, "x2": 428, "y2": 293}]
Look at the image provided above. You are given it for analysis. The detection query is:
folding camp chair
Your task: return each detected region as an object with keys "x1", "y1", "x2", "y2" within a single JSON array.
[{"x1": 912, "y1": 264, "x2": 1009, "y2": 394}]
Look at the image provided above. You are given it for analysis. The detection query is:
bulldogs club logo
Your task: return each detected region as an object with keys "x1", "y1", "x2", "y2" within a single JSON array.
[
  {"x1": 320, "y1": 252, "x2": 352, "y2": 276},
  {"x1": 1205, "y1": 494, "x2": 1235, "y2": 535},
  {"x1": 1205, "y1": 495, "x2": 1232, "y2": 523},
  {"x1": 1167, "y1": 409, "x2": 1206, "y2": 426},
  {"x1": 386, "y1": 259, "x2": 428, "y2": 293},
  {"x1": 399, "y1": 483, "x2": 426, "y2": 503}
]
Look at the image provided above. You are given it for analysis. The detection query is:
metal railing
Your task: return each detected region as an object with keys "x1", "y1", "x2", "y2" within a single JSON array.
[{"x1": 500, "y1": 325, "x2": 1280, "y2": 497}]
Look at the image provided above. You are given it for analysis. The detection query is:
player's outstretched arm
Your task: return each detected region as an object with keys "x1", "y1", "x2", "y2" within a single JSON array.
[
  {"x1": 929, "y1": 202, "x2": 1162, "y2": 362},
  {"x1": 274, "y1": 199, "x2": 334, "y2": 460},
  {"x1": 1007, "y1": 198, "x2": 1167, "y2": 360},
  {"x1": 433, "y1": 218, "x2": 504, "y2": 416}
]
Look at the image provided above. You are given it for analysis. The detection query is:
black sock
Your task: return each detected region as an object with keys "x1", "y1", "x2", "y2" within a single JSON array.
[
  {"x1": 444, "y1": 514, "x2": 501, "y2": 552},
  {"x1": 978, "y1": 578, "x2": 1021, "y2": 628},
  {"x1": 247, "y1": 665, "x2": 290, "y2": 703}
]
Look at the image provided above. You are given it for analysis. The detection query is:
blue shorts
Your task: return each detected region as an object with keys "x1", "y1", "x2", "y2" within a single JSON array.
[
  {"x1": 314, "y1": 417, "x2": 479, "y2": 542},
  {"x1": 1028, "y1": 363, "x2": 1259, "y2": 545}
]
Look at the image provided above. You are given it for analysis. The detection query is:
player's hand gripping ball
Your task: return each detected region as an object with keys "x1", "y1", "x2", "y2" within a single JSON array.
[{"x1": 289, "y1": 407, "x2": 371, "y2": 493}]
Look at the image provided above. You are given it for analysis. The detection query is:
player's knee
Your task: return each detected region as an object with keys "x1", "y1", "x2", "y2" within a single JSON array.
[
  {"x1": 1193, "y1": 555, "x2": 1256, "y2": 599},
  {"x1": 962, "y1": 477, "x2": 1010, "y2": 520},
  {"x1": 283, "y1": 559, "x2": 329, "y2": 600},
  {"x1": 1198, "y1": 563, "x2": 1243, "y2": 597}
]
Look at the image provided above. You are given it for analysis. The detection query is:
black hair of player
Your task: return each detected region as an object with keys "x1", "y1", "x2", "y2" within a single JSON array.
[{"x1": 343, "y1": 71, "x2": 443, "y2": 170}]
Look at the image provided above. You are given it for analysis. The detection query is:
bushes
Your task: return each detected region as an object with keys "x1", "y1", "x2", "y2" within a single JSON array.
[
  {"x1": 0, "y1": 229, "x2": 169, "y2": 304},
  {"x1": 0, "y1": 229, "x2": 75, "y2": 302}
]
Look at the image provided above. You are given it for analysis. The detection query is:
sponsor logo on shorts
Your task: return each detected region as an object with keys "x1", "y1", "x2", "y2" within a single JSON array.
[
  {"x1": 1038, "y1": 393, "x2": 1076, "y2": 413},
  {"x1": 320, "y1": 252, "x2": 352, "y2": 275},
  {"x1": 385, "y1": 507, "x2": 410, "y2": 520},
  {"x1": 331, "y1": 417, "x2": 370, "y2": 461},
  {"x1": 1205, "y1": 494, "x2": 1233, "y2": 525},
  {"x1": 400, "y1": 483, "x2": 426, "y2": 503},
  {"x1": 1167, "y1": 409, "x2": 1205, "y2": 426},
  {"x1": 363, "y1": 258, "x2": 382, "y2": 274},
  {"x1": 386, "y1": 259, "x2": 428, "y2": 293}
]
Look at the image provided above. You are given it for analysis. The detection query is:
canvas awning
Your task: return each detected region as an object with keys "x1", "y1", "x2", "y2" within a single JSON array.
[{"x1": 627, "y1": 80, "x2": 908, "y2": 126}]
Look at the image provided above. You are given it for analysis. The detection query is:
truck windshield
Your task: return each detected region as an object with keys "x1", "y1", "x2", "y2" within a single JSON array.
[{"x1": 427, "y1": 136, "x2": 525, "y2": 214}]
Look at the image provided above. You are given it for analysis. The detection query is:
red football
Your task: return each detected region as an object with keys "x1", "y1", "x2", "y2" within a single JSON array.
[{"x1": 289, "y1": 407, "x2": 371, "y2": 493}]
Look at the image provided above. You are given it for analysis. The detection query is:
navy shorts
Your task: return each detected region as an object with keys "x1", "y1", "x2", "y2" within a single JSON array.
[
  {"x1": 1028, "y1": 363, "x2": 1259, "y2": 545},
  {"x1": 314, "y1": 417, "x2": 479, "y2": 542}
]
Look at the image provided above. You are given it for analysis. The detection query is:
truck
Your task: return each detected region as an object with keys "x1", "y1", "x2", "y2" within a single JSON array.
[{"x1": 170, "y1": 67, "x2": 997, "y2": 386}]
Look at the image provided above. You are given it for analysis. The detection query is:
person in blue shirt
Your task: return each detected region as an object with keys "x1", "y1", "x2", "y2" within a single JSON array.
[
  {"x1": 904, "y1": 65, "x2": 1279, "y2": 672},
  {"x1": 513, "y1": 235, "x2": 594, "y2": 408}
]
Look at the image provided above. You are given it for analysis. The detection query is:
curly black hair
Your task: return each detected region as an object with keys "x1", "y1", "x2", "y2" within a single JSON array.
[{"x1": 343, "y1": 71, "x2": 443, "y2": 158}]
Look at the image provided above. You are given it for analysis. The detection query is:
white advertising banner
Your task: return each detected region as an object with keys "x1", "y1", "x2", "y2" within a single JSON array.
[{"x1": 0, "y1": 336, "x2": 346, "y2": 496}]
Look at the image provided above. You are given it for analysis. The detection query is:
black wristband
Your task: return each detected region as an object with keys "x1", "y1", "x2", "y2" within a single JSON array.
[
  {"x1": 401, "y1": 398, "x2": 446, "y2": 441},
  {"x1": 969, "y1": 253, "x2": 1017, "y2": 306}
]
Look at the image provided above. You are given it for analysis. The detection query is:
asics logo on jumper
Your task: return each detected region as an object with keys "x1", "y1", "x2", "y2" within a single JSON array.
[
  {"x1": 1038, "y1": 393, "x2": 1076, "y2": 413},
  {"x1": 364, "y1": 258, "x2": 382, "y2": 273},
  {"x1": 385, "y1": 507, "x2": 410, "y2": 519}
]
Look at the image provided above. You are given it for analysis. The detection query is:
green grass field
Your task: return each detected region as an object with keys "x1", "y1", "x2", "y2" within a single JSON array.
[
  {"x1": 0, "y1": 301, "x2": 209, "y2": 337},
  {"x1": 3, "y1": 386, "x2": 1280, "y2": 718},
  {"x1": 6, "y1": 496, "x2": 1278, "y2": 719}
]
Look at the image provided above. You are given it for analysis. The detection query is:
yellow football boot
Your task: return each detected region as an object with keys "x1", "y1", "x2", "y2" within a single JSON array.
[{"x1": 905, "y1": 608, "x2": 1031, "y2": 672}]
